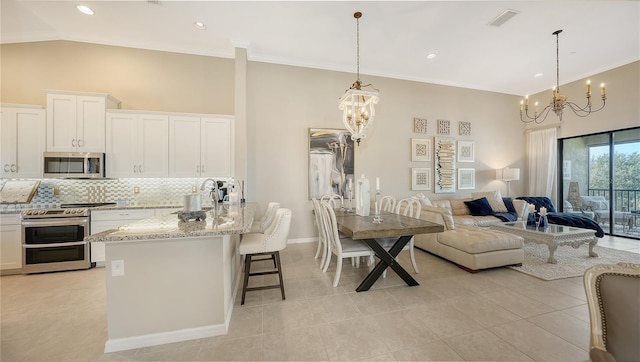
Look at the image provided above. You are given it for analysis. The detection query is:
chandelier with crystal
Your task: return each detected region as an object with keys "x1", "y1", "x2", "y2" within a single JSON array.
[
  {"x1": 339, "y1": 11, "x2": 380, "y2": 145},
  {"x1": 520, "y1": 29, "x2": 607, "y2": 123}
]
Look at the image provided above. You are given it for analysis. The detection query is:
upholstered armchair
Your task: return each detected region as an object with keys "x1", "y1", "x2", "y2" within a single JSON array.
[{"x1": 584, "y1": 263, "x2": 640, "y2": 362}]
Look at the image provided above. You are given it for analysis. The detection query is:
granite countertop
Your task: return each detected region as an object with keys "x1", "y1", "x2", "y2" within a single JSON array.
[
  {"x1": 0, "y1": 203, "x2": 186, "y2": 215},
  {"x1": 86, "y1": 203, "x2": 255, "y2": 243}
]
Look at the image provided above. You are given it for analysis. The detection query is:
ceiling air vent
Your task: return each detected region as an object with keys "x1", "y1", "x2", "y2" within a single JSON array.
[{"x1": 488, "y1": 9, "x2": 520, "y2": 27}]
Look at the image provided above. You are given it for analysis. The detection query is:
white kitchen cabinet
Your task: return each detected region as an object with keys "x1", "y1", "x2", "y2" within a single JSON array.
[
  {"x1": 1, "y1": 104, "x2": 46, "y2": 178},
  {"x1": 106, "y1": 111, "x2": 169, "y2": 178},
  {"x1": 46, "y1": 91, "x2": 120, "y2": 152},
  {"x1": 169, "y1": 115, "x2": 233, "y2": 177},
  {"x1": 0, "y1": 214, "x2": 22, "y2": 274},
  {"x1": 90, "y1": 209, "x2": 155, "y2": 264}
]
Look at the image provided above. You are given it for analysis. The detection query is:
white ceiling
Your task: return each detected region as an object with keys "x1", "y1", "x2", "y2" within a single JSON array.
[{"x1": 2, "y1": 1, "x2": 639, "y2": 96}]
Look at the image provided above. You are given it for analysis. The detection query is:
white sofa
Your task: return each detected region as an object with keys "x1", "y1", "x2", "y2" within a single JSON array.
[
  {"x1": 429, "y1": 197, "x2": 528, "y2": 226},
  {"x1": 414, "y1": 204, "x2": 524, "y2": 272}
]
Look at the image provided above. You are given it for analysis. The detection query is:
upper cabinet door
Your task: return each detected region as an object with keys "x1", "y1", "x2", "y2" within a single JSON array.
[
  {"x1": 1, "y1": 106, "x2": 45, "y2": 178},
  {"x1": 106, "y1": 112, "x2": 138, "y2": 178},
  {"x1": 137, "y1": 114, "x2": 169, "y2": 178},
  {"x1": 201, "y1": 117, "x2": 233, "y2": 177},
  {"x1": 15, "y1": 108, "x2": 46, "y2": 178},
  {"x1": 76, "y1": 96, "x2": 106, "y2": 152},
  {"x1": 168, "y1": 115, "x2": 201, "y2": 177},
  {"x1": 46, "y1": 93, "x2": 77, "y2": 152}
]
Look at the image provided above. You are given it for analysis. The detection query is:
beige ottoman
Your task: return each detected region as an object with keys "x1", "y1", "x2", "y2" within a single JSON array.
[{"x1": 434, "y1": 225, "x2": 524, "y2": 272}]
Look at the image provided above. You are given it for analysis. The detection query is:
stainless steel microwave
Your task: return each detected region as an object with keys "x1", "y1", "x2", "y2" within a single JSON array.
[{"x1": 43, "y1": 152, "x2": 105, "y2": 179}]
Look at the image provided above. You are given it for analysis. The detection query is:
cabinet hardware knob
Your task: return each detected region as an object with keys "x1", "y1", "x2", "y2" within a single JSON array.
[
  {"x1": 139, "y1": 165, "x2": 142, "y2": 173},
  {"x1": 133, "y1": 165, "x2": 137, "y2": 173},
  {"x1": 3, "y1": 164, "x2": 9, "y2": 172},
  {"x1": 72, "y1": 139, "x2": 77, "y2": 147},
  {"x1": 78, "y1": 139, "x2": 83, "y2": 147},
  {"x1": 10, "y1": 164, "x2": 17, "y2": 172}
]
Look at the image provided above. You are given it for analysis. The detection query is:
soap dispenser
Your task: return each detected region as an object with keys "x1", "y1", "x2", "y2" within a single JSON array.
[{"x1": 355, "y1": 174, "x2": 371, "y2": 217}]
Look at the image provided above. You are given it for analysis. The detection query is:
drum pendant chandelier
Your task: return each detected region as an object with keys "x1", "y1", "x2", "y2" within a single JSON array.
[
  {"x1": 338, "y1": 11, "x2": 380, "y2": 145},
  {"x1": 520, "y1": 29, "x2": 608, "y2": 123}
]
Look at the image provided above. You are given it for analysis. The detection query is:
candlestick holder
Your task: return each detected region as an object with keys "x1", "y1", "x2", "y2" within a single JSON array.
[
  {"x1": 346, "y1": 185, "x2": 353, "y2": 212},
  {"x1": 372, "y1": 190, "x2": 382, "y2": 224},
  {"x1": 526, "y1": 212, "x2": 536, "y2": 226}
]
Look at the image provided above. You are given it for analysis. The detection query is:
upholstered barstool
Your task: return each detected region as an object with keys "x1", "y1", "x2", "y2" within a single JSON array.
[
  {"x1": 248, "y1": 202, "x2": 280, "y2": 233},
  {"x1": 239, "y1": 208, "x2": 292, "y2": 305}
]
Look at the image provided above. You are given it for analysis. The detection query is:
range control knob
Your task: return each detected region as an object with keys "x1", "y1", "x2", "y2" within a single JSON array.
[{"x1": 38, "y1": 209, "x2": 47, "y2": 215}]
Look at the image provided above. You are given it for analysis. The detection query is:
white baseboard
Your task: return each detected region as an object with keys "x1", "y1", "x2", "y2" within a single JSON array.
[{"x1": 104, "y1": 324, "x2": 227, "y2": 353}]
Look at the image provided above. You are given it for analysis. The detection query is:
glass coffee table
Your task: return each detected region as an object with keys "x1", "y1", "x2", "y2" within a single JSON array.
[{"x1": 490, "y1": 221, "x2": 598, "y2": 264}]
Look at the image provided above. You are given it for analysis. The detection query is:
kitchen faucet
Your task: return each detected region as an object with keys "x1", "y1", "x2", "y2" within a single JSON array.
[{"x1": 200, "y1": 178, "x2": 219, "y2": 204}]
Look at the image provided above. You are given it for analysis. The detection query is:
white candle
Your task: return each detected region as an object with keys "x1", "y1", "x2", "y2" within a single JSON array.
[
  {"x1": 529, "y1": 203, "x2": 535, "y2": 212},
  {"x1": 376, "y1": 177, "x2": 380, "y2": 191},
  {"x1": 540, "y1": 207, "x2": 547, "y2": 215}
]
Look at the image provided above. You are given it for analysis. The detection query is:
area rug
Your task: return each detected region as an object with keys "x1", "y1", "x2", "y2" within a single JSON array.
[{"x1": 507, "y1": 243, "x2": 640, "y2": 281}]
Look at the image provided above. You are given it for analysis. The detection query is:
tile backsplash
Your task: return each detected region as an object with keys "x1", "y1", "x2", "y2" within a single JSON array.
[{"x1": 0, "y1": 177, "x2": 234, "y2": 211}]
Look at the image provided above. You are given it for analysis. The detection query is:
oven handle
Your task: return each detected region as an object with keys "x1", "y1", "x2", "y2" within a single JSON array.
[
  {"x1": 23, "y1": 241, "x2": 87, "y2": 249},
  {"x1": 21, "y1": 218, "x2": 89, "y2": 227}
]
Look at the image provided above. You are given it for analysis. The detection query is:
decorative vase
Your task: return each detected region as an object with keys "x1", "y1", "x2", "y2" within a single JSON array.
[
  {"x1": 538, "y1": 214, "x2": 549, "y2": 229},
  {"x1": 527, "y1": 212, "x2": 536, "y2": 226}
]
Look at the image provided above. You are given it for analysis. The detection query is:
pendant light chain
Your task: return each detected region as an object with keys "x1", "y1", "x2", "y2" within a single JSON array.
[
  {"x1": 356, "y1": 14, "x2": 360, "y2": 83},
  {"x1": 556, "y1": 30, "x2": 560, "y2": 92}
]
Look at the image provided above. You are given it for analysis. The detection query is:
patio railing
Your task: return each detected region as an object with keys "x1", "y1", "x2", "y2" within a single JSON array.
[{"x1": 588, "y1": 188, "x2": 640, "y2": 212}]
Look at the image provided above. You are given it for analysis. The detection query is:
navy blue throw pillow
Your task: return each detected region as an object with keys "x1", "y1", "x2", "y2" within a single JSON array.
[{"x1": 464, "y1": 197, "x2": 494, "y2": 216}]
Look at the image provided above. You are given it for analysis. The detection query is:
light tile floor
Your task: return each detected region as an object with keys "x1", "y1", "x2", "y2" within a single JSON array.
[{"x1": 1, "y1": 237, "x2": 638, "y2": 362}]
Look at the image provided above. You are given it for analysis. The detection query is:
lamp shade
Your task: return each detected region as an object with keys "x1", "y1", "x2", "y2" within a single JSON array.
[
  {"x1": 502, "y1": 167, "x2": 520, "y2": 181},
  {"x1": 496, "y1": 167, "x2": 520, "y2": 181}
]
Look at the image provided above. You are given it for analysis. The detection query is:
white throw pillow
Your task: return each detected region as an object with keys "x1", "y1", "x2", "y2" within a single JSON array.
[
  {"x1": 564, "y1": 200, "x2": 574, "y2": 212},
  {"x1": 413, "y1": 193, "x2": 433, "y2": 206},
  {"x1": 471, "y1": 190, "x2": 508, "y2": 213}
]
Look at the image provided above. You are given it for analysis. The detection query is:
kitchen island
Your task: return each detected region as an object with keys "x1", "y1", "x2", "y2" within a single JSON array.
[{"x1": 86, "y1": 203, "x2": 255, "y2": 353}]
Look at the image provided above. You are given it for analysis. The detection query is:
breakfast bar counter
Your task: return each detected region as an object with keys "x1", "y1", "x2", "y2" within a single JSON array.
[{"x1": 89, "y1": 203, "x2": 255, "y2": 353}]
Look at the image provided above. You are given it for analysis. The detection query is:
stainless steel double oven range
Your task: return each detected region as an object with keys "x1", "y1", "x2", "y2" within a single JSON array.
[{"x1": 20, "y1": 203, "x2": 113, "y2": 273}]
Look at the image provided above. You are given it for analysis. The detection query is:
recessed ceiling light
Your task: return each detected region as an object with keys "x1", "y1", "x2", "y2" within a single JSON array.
[
  {"x1": 534, "y1": 73, "x2": 543, "y2": 78},
  {"x1": 76, "y1": 5, "x2": 94, "y2": 15},
  {"x1": 426, "y1": 53, "x2": 437, "y2": 60},
  {"x1": 193, "y1": 21, "x2": 207, "y2": 30}
]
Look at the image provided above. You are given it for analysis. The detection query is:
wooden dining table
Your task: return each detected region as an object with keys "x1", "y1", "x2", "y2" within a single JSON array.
[{"x1": 332, "y1": 210, "x2": 444, "y2": 292}]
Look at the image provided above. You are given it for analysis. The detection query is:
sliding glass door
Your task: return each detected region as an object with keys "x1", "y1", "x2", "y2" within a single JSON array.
[{"x1": 560, "y1": 127, "x2": 640, "y2": 239}]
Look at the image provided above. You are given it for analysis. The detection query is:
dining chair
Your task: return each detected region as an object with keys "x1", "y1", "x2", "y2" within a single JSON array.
[
  {"x1": 584, "y1": 262, "x2": 640, "y2": 362},
  {"x1": 374, "y1": 198, "x2": 421, "y2": 274},
  {"x1": 248, "y1": 202, "x2": 280, "y2": 233},
  {"x1": 239, "y1": 208, "x2": 292, "y2": 305},
  {"x1": 319, "y1": 201, "x2": 375, "y2": 287},
  {"x1": 321, "y1": 193, "x2": 344, "y2": 210},
  {"x1": 379, "y1": 195, "x2": 396, "y2": 212},
  {"x1": 312, "y1": 198, "x2": 330, "y2": 270}
]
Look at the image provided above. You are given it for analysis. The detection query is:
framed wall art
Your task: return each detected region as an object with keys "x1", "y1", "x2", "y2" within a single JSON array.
[
  {"x1": 413, "y1": 118, "x2": 428, "y2": 133},
  {"x1": 437, "y1": 119, "x2": 451, "y2": 135},
  {"x1": 411, "y1": 138, "x2": 432, "y2": 162},
  {"x1": 457, "y1": 140, "x2": 475, "y2": 162},
  {"x1": 308, "y1": 128, "x2": 354, "y2": 199},
  {"x1": 434, "y1": 137, "x2": 456, "y2": 193},
  {"x1": 459, "y1": 121, "x2": 471, "y2": 136},
  {"x1": 458, "y1": 168, "x2": 476, "y2": 189},
  {"x1": 411, "y1": 168, "x2": 431, "y2": 191}
]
